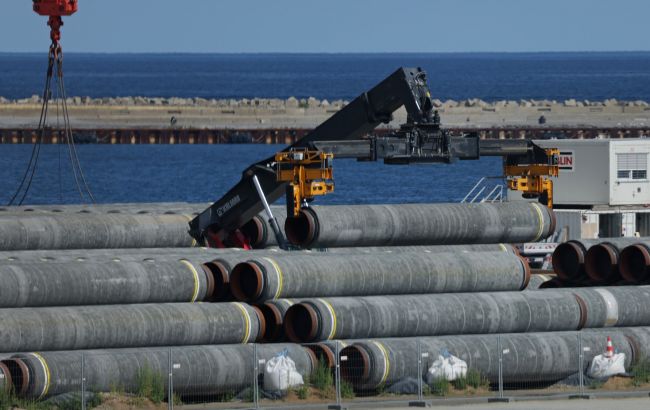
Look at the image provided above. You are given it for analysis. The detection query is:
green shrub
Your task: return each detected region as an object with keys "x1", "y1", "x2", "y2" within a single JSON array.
[
  {"x1": 466, "y1": 369, "x2": 489, "y2": 389},
  {"x1": 430, "y1": 378, "x2": 449, "y2": 397},
  {"x1": 296, "y1": 384, "x2": 309, "y2": 400},
  {"x1": 135, "y1": 364, "x2": 166, "y2": 403},
  {"x1": 452, "y1": 376, "x2": 467, "y2": 390},
  {"x1": 340, "y1": 380, "x2": 355, "y2": 399},
  {"x1": 312, "y1": 360, "x2": 333, "y2": 392}
]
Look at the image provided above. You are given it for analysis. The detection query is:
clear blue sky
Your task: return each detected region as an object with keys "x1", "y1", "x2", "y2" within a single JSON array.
[{"x1": 2, "y1": 0, "x2": 647, "y2": 53}]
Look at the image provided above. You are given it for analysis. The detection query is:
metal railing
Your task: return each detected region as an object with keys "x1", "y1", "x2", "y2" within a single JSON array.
[{"x1": 461, "y1": 177, "x2": 504, "y2": 204}]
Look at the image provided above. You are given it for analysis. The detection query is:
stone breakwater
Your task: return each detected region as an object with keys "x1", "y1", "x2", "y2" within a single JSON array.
[
  {"x1": 1, "y1": 96, "x2": 649, "y2": 130},
  {"x1": 1, "y1": 95, "x2": 649, "y2": 109}
]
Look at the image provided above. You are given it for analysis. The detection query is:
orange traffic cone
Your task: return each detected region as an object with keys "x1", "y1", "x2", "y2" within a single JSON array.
[{"x1": 605, "y1": 336, "x2": 614, "y2": 358}]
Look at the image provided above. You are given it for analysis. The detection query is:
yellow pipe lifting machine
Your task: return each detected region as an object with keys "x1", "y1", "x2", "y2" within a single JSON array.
[{"x1": 190, "y1": 67, "x2": 559, "y2": 248}]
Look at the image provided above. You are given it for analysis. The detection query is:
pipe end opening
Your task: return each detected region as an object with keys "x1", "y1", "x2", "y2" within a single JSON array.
[
  {"x1": 284, "y1": 303, "x2": 318, "y2": 343},
  {"x1": 2, "y1": 359, "x2": 29, "y2": 396},
  {"x1": 230, "y1": 261, "x2": 264, "y2": 302},
  {"x1": 619, "y1": 244, "x2": 650, "y2": 283},
  {"x1": 585, "y1": 244, "x2": 618, "y2": 283},
  {"x1": 340, "y1": 345, "x2": 369, "y2": 388},
  {"x1": 204, "y1": 260, "x2": 230, "y2": 301},
  {"x1": 284, "y1": 209, "x2": 316, "y2": 247},
  {"x1": 552, "y1": 242, "x2": 584, "y2": 280},
  {"x1": 241, "y1": 216, "x2": 266, "y2": 248},
  {"x1": 256, "y1": 303, "x2": 284, "y2": 342}
]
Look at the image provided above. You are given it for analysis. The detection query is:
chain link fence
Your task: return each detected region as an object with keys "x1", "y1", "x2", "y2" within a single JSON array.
[{"x1": 1, "y1": 335, "x2": 649, "y2": 410}]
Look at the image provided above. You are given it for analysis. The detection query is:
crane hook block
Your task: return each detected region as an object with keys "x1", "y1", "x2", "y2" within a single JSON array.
[{"x1": 33, "y1": 0, "x2": 78, "y2": 16}]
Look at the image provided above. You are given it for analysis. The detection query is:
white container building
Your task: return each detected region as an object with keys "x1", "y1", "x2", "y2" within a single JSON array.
[{"x1": 508, "y1": 138, "x2": 650, "y2": 239}]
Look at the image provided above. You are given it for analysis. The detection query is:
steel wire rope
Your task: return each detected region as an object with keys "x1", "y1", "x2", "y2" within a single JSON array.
[
  {"x1": 56, "y1": 49, "x2": 95, "y2": 202},
  {"x1": 8, "y1": 46, "x2": 58, "y2": 206},
  {"x1": 54, "y1": 49, "x2": 84, "y2": 201}
]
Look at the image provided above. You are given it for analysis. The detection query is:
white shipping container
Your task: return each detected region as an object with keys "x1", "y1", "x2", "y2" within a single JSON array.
[{"x1": 509, "y1": 139, "x2": 650, "y2": 206}]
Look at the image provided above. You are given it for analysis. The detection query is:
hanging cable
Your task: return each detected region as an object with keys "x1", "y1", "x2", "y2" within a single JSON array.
[{"x1": 7, "y1": 7, "x2": 95, "y2": 205}]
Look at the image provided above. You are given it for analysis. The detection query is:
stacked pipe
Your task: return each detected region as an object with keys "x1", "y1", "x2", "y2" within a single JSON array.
[
  {"x1": 338, "y1": 327, "x2": 650, "y2": 390},
  {"x1": 2, "y1": 344, "x2": 317, "y2": 400},
  {"x1": 281, "y1": 286, "x2": 650, "y2": 342},
  {"x1": 0, "y1": 201, "x2": 591, "y2": 400},
  {"x1": 284, "y1": 202, "x2": 555, "y2": 248},
  {"x1": 551, "y1": 237, "x2": 650, "y2": 286},
  {"x1": 0, "y1": 302, "x2": 264, "y2": 352},
  {"x1": 230, "y1": 247, "x2": 530, "y2": 303},
  {"x1": 0, "y1": 204, "x2": 286, "y2": 251}
]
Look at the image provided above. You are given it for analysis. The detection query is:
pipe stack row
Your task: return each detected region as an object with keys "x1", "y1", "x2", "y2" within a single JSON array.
[
  {"x1": 10, "y1": 201, "x2": 635, "y2": 400},
  {"x1": 0, "y1": 203, "x2": 287, "y2": 250},
  {"x1": 551, "y1": 237, "x2": 650, "y2": 287}
]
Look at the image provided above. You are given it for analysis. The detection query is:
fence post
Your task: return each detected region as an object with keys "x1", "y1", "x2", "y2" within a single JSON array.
[
  {"x1": 81, "y1": 353, "x2": 86, "y2": 410},
  {"x1": 488, "y1": 335, "x2": 511, "y2": 403},
  {"x1": 579, "y1": 333, "x2": 584, "y2": 395},
  {"x1": 408, "y1": 340, "x2": 428, "y2": 407},
  {"x1": 336, "y1": 341, "x2": 342, "y2": 406},
  {"x1": 418, "y1": 341, "x2": 423, "y2": 401},
  {"x1": 168, "y1": 348, "x2": 173, "y2": 410},
  {"x1": 570, "y1": 332, "x2": 593, "y2": 400},
  {"x1": 328, "y1": 341, "x2": 345, "y2": 410},
  {"x1": 253, "y1": 343, "x2": 260, "y2": 409}
]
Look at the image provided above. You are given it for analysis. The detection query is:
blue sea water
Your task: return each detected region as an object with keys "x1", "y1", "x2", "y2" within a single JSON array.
[
  {"x1": 0, "y1": 144, "x2": 502, "y2": 205},
  {"x1": 0, "y1": 52, "x2": 647, "y2": 205},
  {"x1": 1, "y1": 52, "x2": 650, "y2": 101}
]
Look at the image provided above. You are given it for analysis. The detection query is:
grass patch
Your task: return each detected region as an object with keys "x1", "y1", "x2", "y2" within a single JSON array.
[
  {"x1": 312, "y1": 360, "x2": 334, "y2": 392},
  {"x1": 0, "y1": 389, "x2": 50, "y2": 410},
  {"x1": 429, "y1": 378, "x2": 450, "y2": 397},
  {"x1": 340, "y1": 380, "x2": 355, "y2": 399},
  {"x1": 135, "y1": 364, "x2": 166, "y2": 403},
  {"x1": 631, "y1": 357, "x2": 650, "y2": 387},
  {"x1": 296, "y1": 384, "x2": 309, "y2": 400},
  {"x1": 466, "y1": 369, "x2": 490, "y2": 389}
]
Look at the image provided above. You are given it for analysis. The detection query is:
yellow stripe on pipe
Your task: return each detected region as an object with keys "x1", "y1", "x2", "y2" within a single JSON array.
[
  {"x1": 371, "y1": 341, "x2": 391, "y2": 386},
  {"x1": 263, "y1": 257, "x2": 284, "y2": 299},
  {"x1": 233, "y1": 302, "x2": 252, "y2": 343},
  {"x1": 180, "y1": 259, "x2": 201, "y2": 302},
  {"x1": 30, "y1": 352, "x2": 51, "y2": 399},
  {"x1": 530, "y1": 203, "x2": 545, "y2": 242},
  {"x1": 318, "y1": 298, "x2": 338, "y2": 340}
]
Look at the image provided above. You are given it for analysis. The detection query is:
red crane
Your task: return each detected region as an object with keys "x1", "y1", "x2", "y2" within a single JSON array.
[{"x1": 32, "y1": 0, "x2": 78, "y2": 44}]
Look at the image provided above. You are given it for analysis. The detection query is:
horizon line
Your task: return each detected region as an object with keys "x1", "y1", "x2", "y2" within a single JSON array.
[{"x1": 1, "y1": 50, "x2": 650, "y2": 55}]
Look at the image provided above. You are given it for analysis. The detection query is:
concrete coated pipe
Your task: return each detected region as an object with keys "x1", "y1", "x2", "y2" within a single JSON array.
[
  {"x1": 619, "y1": 242, "x2": 650, "y2": 283},
  {"x1": 320, "y1": 244, "x2": 517, "y2": 254},
  {"x1": 284, "y1": 202, "x2": 555, "y2": 248},
  {"x1": 0, "y1": 302, "x2": 264, "y2": 352},
  {"x1": 0, "y1": 213, "x2": 198, "y2": 251},
  {"x1": 0, "y1": 202, "x2": 210, "y2": 216},
  {"x1": 570, "y1": 286, "x2": 650, "y2": 328},
  {"x1": 585, "y1": 238, "x2": 647, "y2": 283},
  {"x1": 255, "y1": 299, "x2": 296, "y2": 342},
  {"x1": 340, "y1": 329, "x2": 638, "y2": 390},
  {"x1": 0, "y1": 259, "x2": 215, "y2": 307},
  {"x1": 283, "y1": 290, "x2": 583, "y2": 343},
  {"x1": 0, "y1": 247, "x2": 240, "y2": 263},
  {"x1": 4, "y1": 343, "x2": 316, "y2": 400},
  {"x1": 231, "y1": 250, "x2": 530, "y2": 302}
]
